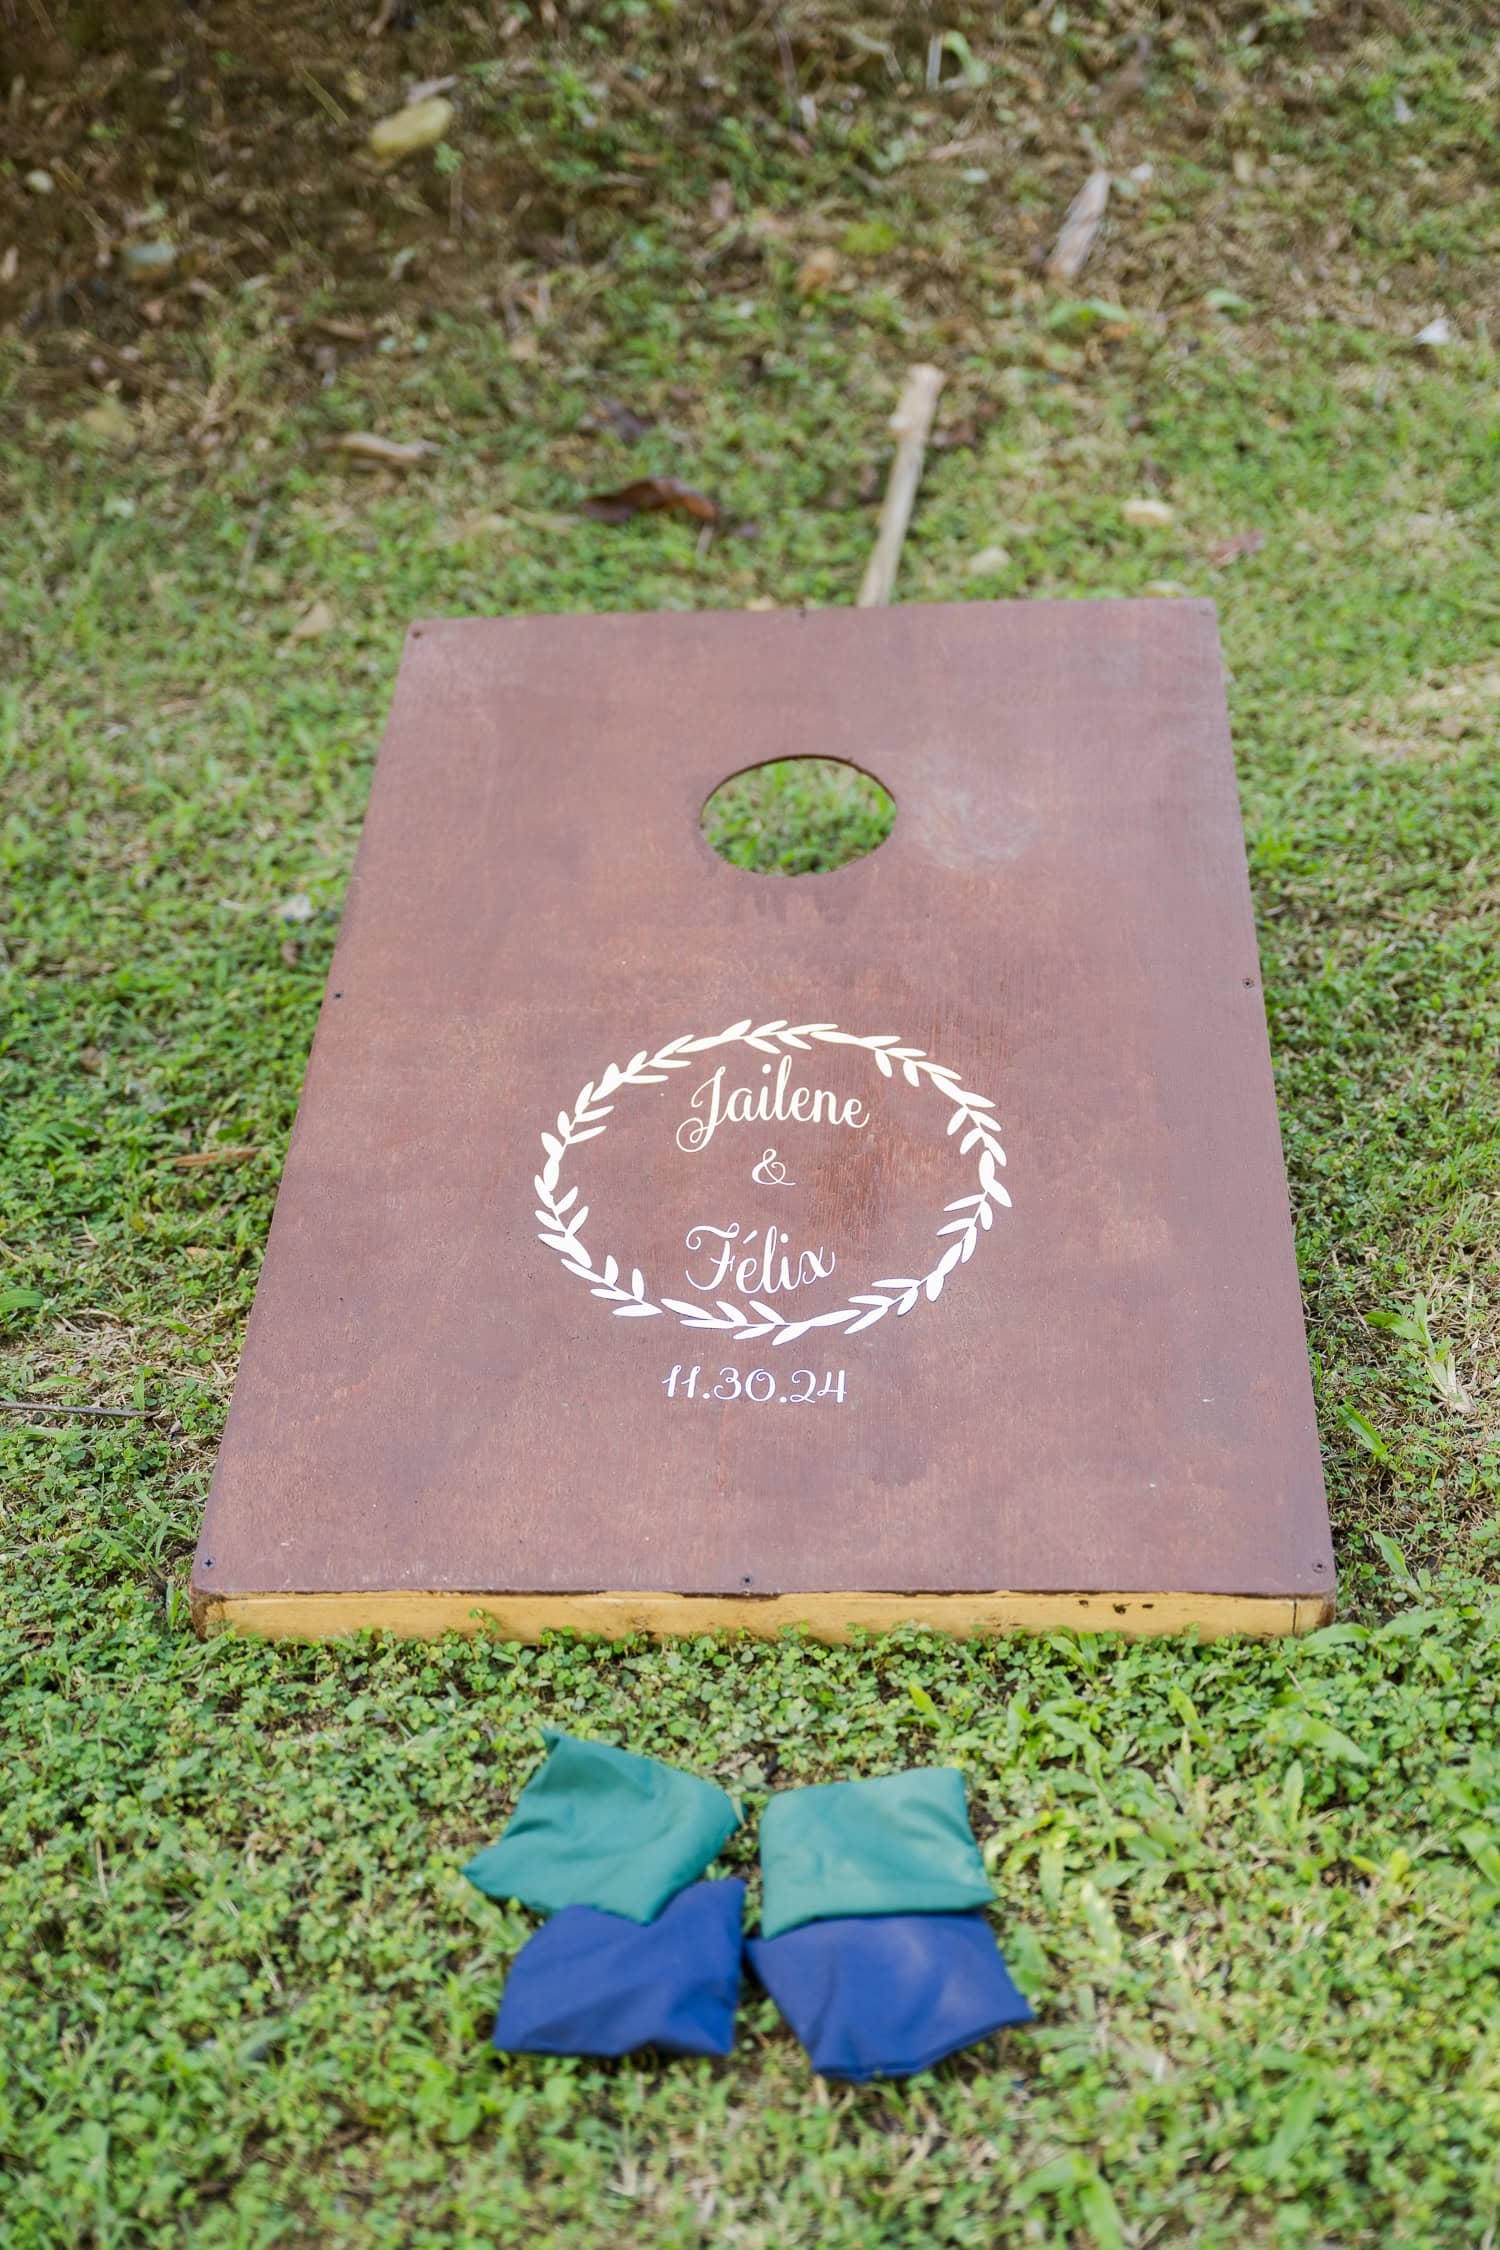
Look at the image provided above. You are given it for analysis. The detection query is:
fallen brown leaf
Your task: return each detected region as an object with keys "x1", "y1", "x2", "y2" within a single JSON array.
[
  {"x1": 168, "y1": 1146, "x2": 260, "y2": 1170},
  {"x1": 581, "y1": 478, "x2": 719, "y2": 526},
  {"x1": 1096, "y1": 34, "x2": 1151, "y2": 116},
  {"x1": 323, "y1": 432, "x2": 438, "y2": 468},
  {"x1": 287, "y1": 598, "x2": 335, "y2": 642},
  {"x1": 580, "y1": 398, "x2": 655, "y2": 443},
  {"x1": 1045, "y1": 169, "x2": 1111, "y2": 283},
  {"x1": 78, "y1": 399, "x2": 134, "y2": 446},
  {"x1": 931, "y1": 398, "x2": 1000, "y2": 452},
  {"x1": 1208, "y1": 529, "x2": 1266, "y2": 568},
  {"x1": 797, "y1": 246, "x2": 840, "y2": 295}
]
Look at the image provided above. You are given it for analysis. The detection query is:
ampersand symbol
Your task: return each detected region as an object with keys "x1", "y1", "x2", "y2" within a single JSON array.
[{"x1": 751, "y1": 1147, "x2": 794, "y2": 1188}]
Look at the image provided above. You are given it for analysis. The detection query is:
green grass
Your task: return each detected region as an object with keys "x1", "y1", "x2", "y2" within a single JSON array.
[
  {"x1": 702, "y1": 758, "x2": 896, "y2": 874},
  {"x1": 3, "y1": 3, "x2": 1500, "y2": 2242}
]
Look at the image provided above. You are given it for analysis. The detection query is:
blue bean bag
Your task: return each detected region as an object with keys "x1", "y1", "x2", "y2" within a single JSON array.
[
  {"x1": 465, "y1": 1729, "x2": 740, "y2": 1923},
  {"x1": 747, "y1": 1911, "x2": 1032, "y2": 2081},
  {"x1": 492, "y1": 1878, "x2": 746, "y2": 2060}
]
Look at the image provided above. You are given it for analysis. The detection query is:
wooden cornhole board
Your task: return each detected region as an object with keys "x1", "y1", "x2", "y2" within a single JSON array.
[{"x1": 193, "y1": 600, "x2": 1334, "y2": 1641}]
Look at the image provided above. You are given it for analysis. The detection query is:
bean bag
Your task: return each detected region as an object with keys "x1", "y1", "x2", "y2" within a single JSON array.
[
  {"x1": 493, "y1": 1879, "x2": 746, "y2": 2059},
  {"x1": 465, "y1": 1729, "x2": 739, "y2": 1923},
  {"x1": 748, "y1": 1911, "x2": 1032, "y2": 2081},
  {"x1": 758, "y1": 1768, "x2": 991, "y2": 1937}
]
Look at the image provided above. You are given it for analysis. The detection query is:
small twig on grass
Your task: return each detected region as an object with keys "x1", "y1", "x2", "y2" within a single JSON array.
[
  {"x1": 0, "y1": 1400, "x2": 151, "y2": 1419},
  {"x1": 237, "y1": 500, "x2": 270, "y2": 587},
  {"x1": 925, "y1": 135, "x2": 991, "y2": 163},
  {"x1": 322, "y1": 432, "x2": 438, "y2": 470},
  {"x1": 772, "y1": 11, "x2": 800, "y2": 127},
  {"x1": 856, "y1": 363, "x2": 946, "y2": 609},
  {"x1": 296, "y1": 68, "x2": 349, "y2": 127},
  {"x1": 167, "y1": 1145, "x2": 260, "y2": 1169}
]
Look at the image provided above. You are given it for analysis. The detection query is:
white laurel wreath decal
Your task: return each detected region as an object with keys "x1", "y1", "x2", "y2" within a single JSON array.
[{"x1": 533, "y1": 1019, "x2": 1009, "y2": 1347}]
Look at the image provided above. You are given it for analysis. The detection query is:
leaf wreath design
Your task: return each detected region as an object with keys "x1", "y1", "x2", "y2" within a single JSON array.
[{"x1": 533, "y1": 1019, "x2": 1010, "y2": 1346}]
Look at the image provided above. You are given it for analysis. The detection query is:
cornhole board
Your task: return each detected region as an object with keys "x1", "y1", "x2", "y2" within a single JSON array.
[{"x1": 192, "y1": 600, "x2": 1334, "y2": 1641}]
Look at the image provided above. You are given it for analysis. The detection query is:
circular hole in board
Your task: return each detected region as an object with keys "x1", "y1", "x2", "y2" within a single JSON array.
[{"x1": 700, "y1": 757, "x2": 895, "y2": 877}]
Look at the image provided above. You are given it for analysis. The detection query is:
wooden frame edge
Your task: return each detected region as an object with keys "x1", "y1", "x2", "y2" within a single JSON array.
[{"x1": 194, "y1": 1588, "x2": 1333, "y2": 1642}]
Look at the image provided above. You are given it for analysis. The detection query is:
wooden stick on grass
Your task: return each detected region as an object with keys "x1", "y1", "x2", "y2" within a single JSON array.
[
  {"x1": 0, "y1": 1401, "x2": 150, "y2": 1419},
  {"x1": 856, "y1": 362, "x2": 946, "y2": 609}
]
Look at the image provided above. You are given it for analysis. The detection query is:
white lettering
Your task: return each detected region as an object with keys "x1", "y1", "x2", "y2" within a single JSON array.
[
  {"x1": 684, "y1": 1221, "x2": 834, "y2": 1297},
  {"x1": 676, "y1": 1056, "x2": 870, "y2": 1154}
]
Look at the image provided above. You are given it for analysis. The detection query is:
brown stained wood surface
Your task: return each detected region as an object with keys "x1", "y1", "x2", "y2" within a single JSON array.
[{"x1": 192, "y1": 601, "x2": 1334, "y2": 1636}]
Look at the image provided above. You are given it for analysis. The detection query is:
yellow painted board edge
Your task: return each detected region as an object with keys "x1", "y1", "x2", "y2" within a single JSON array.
[{"x1": 195, "y1": 1588, "x2": 1332, "y2": 1642}]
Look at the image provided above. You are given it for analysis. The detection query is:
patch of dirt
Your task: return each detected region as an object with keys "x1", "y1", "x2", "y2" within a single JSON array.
[
  {"x1": 2, "y1": 0, "x2": 1484, "y2": 443},
  {"x1": 1355, "y1": 659, "x2": 1500, "y2": 762}
]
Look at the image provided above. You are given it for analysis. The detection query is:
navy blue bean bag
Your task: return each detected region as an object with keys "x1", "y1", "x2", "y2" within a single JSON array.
[
  {"x1": 493, "y1": 1879, "x2": 746, "y2": 2060},
  {"x1": 748, "y1": 1910, "x2": 1032, "y2": 2081}
]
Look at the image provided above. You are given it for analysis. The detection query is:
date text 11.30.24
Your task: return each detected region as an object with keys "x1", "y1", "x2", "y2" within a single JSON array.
[{"x1": 661, "y1": 1365, "x2": 847, "y2": 1404}]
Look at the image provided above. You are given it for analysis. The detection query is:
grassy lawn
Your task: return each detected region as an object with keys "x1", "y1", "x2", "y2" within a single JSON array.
[{"x1": 2, "y1": 3, "x2": 1498, "y2": 2242}]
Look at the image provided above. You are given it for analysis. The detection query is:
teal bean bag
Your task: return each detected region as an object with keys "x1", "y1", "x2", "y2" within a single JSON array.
[
  {"x1": 464, "y1": 1729, "x2": 740, "y2": 1924},
  {"x1": 759, "y1": 1768, "x2": 992, "y2": 1937}
]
